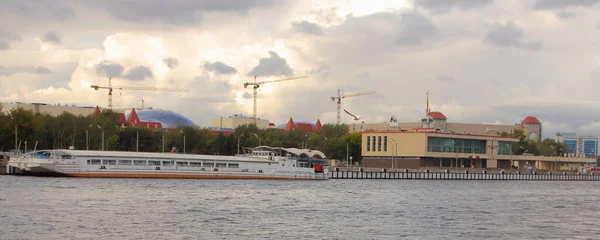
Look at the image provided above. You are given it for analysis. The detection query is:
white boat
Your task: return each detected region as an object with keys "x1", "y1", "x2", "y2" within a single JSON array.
[{"x1": 7, "y1": 149, "x2": 328, "y2": 180}]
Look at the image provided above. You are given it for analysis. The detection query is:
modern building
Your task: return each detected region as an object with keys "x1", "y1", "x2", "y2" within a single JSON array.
[
  {"x1": 1, "y1": 102, "x2": 96, "y2": 116},
  {"x1": 361, "y1": 130, "x2": 594, "y2": 171},
  {"x1": 211, "y1": 114, "x2": 270, "y2": 129},
  {"x1": 556, "y1": 132, "x2": 599, "y2": 158}
]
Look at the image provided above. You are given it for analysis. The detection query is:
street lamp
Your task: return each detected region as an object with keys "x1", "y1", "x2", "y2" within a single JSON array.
[
  {"x1": 11, "y1": 116, "x2": 18, "y2": 154},
  {"x1": 390, "y1": 137, "x2": 397, "y2": 169},
  {"x1": 97, "y1": 125, "x2": 104, "y2": 151},
  {"x1": 180, "y1": 129, "x2": 186, "y2": 154},
  {"x1": 254, "y1": 133, "x2": 262, "y2": 146},
  {"x1": 237, "y1": 133, "x2": 245, "y2": 155},
  {"x1": 161, "y1": 130, "x2": 165, "y2": 153}
]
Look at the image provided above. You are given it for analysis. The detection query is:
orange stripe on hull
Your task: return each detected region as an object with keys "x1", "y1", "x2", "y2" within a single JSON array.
[{"x1": 64, "y1": 172, "x2": 319, "y2": 180}]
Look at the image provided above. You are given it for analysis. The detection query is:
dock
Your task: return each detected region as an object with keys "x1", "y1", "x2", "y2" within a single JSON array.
[{"x1": 329, "y1": 168, "x2": 600, "y2": 181}]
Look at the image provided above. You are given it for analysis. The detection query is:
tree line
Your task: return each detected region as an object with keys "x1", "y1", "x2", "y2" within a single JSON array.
[
  {"x1": 500, "y1": 130, "x2": 569, "y2": 157},
  {"x1": 0, "y1": 105, "x2": 361, "y2": 163}
]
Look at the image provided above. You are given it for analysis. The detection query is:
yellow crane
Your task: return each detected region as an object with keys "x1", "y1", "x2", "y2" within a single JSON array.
[
  {"x1": 331, "y1": 89, "x2": 375, "y2": 125},
  {"x1": 91, "y1": 78, "x2": 189, "y2": 110},
  {"x1": 243, "y1": 75, "x2": 308, "y2": 124}
]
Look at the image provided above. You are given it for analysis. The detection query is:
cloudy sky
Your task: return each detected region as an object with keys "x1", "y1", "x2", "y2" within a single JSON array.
[{"x1": 1, "y1": 0, "x2": 600, "y2": 137}]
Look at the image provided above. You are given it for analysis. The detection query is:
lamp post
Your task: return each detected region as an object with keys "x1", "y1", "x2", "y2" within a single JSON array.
[
  {"x1": 136, "y1": 130, "x2": 139, "y2": 152},
  {"x1": 391, "y1": 138, "x2": 397, "y2": 169},
  {"x1": 162, "y1": 130, "x2": 165, "y2": 153},
  {"x1": 237, "y1": 133, "x2": 244, "y2": 155},
  {"x1": 254, "y1": 133, "x2": 262, "y2": 146},
  {"x1": 346, "y1": 140, "x2": 350, "y2": 166},
  {"x1": 97, "y1": 125, "x2": 104, "y2": 151},
  {"x1": 180, "y1": 129, "x2": 186, "y2": 154}
]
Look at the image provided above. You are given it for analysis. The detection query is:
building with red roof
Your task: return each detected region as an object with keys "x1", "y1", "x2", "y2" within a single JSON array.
[{"x1": 278, "y1": 118, "x2": 323, "y2": 132}]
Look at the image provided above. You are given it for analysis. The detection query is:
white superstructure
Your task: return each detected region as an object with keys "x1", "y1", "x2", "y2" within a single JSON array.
[{"x1": 8, "y1": 149, "x2": 328, "y2": 180}]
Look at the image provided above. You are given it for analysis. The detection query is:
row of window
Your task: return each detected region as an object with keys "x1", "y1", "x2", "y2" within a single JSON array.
[
  {"x1": 366, "y1": 136, "x2": 388, "y2": 152},
  {"x1": 86, "y1": 159, "x2": 240, "y2": 168}
]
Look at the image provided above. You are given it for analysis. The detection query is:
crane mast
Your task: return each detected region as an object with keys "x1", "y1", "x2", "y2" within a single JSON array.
[
  {"x1": 243, "y1": 75, "x2": 308, "y2": 125},
  {"x1": 331, "y1": 89, "x2": 375, "y2": 125},
  {"x1": 91, "y1": 78, "x2": 189, "y2": 110}
]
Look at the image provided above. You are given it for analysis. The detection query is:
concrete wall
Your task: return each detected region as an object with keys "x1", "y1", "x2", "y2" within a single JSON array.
[
  {"x1": 2, "y1": 103, "x2": 95, "y2": 116},
  {"x1": 210, "y1": 117, "x2": 270, "y2": 129},
  {"x1": 362, "y1": 132, "x2": 427, "y2": 157}
]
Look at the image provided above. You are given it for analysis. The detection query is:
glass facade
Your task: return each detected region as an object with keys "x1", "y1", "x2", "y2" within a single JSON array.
[
  {"x1": 564, "y1": 140, "x2": 577, "y2": 155},
  {"x1": 584, "y1": 140, "x2": 597, "y2": 158},
  {"x1": 427, "y1": 137, "x2": 486, "y2": 154},
  {"x1": 498, "y1": 141, "x2": 513, "y2": 155}
]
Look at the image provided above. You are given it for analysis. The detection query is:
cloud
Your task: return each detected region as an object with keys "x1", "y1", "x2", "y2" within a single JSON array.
[
  {"x1": 0, "y1": 65, "x2": 53, "y2": 76},
  {"x1": 0, "y1": 32, "x2": 21, "y2": 50},
  {"x1": 247, "y1": 51, "x2": 293, "y2": 77},
  {"x1": 484, "y1": 21, "x2": 542, "y2": 50},
  {"x1": 397, "y1": 11, "x2": 438, "y2": 45},
  {"x1": 123, "y1": 66, "x2": 153, "y2": 81},
  {"x1": 86, "y1": 0, "x2": 279, "y2": 25},
  {"x1": 532, "y1": 0, "x2": 600, "y2": 10},
  {"x1": 41, "y1": 31, "x2": 61, "y2": 44},
  {"x1": 94, "y1": 61, "x2": 124, "y2": 78},
  {"x1": 242, "y1": 92, "x2": 252, "y2": 99},
  {"x1": 163, "y1": 57, "x2": 179, "y2": 69},
  {"x1": 438, "y1": 75, "x2": 455, "y2": 83},
  {"x1": 414, "y1": 0, "x2": 494, "y2": 14},
  {"x1": 555, "y1": 11, "x2": 577, "y2": 19},
  {"x1": 291, "y1": 20, "x2": 324, "y2": 35},
  {"x1": 204, "y1": 61, "x2": 238, "y2": 74},
  {"x1": 0, "y1": 1, "x2": 75, "y2": 21}
]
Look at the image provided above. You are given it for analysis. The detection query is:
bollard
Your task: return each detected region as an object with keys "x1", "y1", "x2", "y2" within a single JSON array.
[
  {"x1": 383, "y1": 168, "x2": 387, "y2": 172},
  {"x1": 465, "y1": 170, "x2": 468, "y2": 174},
  {"x1": 405, "y1": 169, "x2": 409, "y2": 173},
  {"x1": 517, "y1": 171, "x2": 520, "y2": 175},
  {"x1": 501, "y1": 170, "x2": 505, "y2": 175},
  {"x1": 445, "y1": 170, "x2": 449, "y2": 173},
  {"x1": 360, "y1": 168, "x2": 363, "y2": 172},
  {"x1": 483, "y1": 170, "x2": 487, "y2": 174},
  {"x1": 426, "y1": 169, "x2": 430, "y2": 173},
  {"x1": 548, "y1": 172, "x2": 552, "y2": 175},
  {"x1": 335, "y1": 167, "x2": 339, "y2": 172},
  {"x1": 563, "y1": 172, "x2": 567, "y2": 175},
  {"x1": 578, "y1": 172, "x2": 581, "y2": 175}
]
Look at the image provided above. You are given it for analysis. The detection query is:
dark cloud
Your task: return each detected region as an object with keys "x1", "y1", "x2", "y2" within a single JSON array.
[
  {"x1": 123, "y1": 66, "x2": 153, "y2": 81},
  {"x1": 163, "y1": 57, "x2": 179, "y2": 69},
  {"x1": 438, "y1": 75, "x2": 455, "y2": 83},
  {"x1": 397, "y1": 12, "x2": 438, "y2": 45},
  {"x1": 204, "y1": 61, "x2": 237, "y2": 74},
  {"x1": 41, "y1": 31, "x2": 61, "y2": 44},
  {"x1": 94, "y1": 61, "x2": 125, "y2": 78},
  {"x1": 291, "y1": 20, "x2": 324, "y2": 35},
  {"x1": 414, "y1": 0, "x2": 494, "y2": 13},
  {"x1": 555, "y1": 11, "x2": 577, "y2": 19},
  {"x1": 0, "y1": 1, "x2": 75, "y2": 21},
  {"x1": 247, "y1": 51, "x2": 293, "y2": 77},
  {"x1": 0, "y1": 33, "x2": 21, "y2": 50},
  {"x1": 0, "y1": 65, "x2": 52, "y2": 76},
  {"x1": 484, "y1": 21, "x2": 542, "y2": 50},
  {"x1": 532, "y1": 0, "x2": 600, "y2": 10},
  {"x1": 242, "y1": 92, "x2": 252, "y2": 99},
  {"x1": 87, "y1": 0, "x2": 278, "y2": 25}
]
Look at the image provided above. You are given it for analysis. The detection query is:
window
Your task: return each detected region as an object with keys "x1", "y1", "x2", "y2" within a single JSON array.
[
  {"x1": 377, "y1": 136, "x2": 382, "y2": 151},
  {"x1": 426, "y1": 137, "x2": 485, "y2": 154},
  {"x1": 162, "y1": 161, "x2": 173, "y2": 166},
  {"x1": 228, "y1": 163, "x2": 239, "y2": 168},
  {"x1": 367, "y1": 136, "x2": 371, "y2": 151},
  {"x1": 118, "y1": 160, "x2": 132, "y2": 165},
  {"x1": 190, "y1": 162, "x2": 202, "y2": 167},
  {"x1": 133, "y1": 160, "x2": 146, "y2": 166},
  {"x1": 498, "y1": 141, "x2": 513, "y2": 155},
  {"x1": 216, "y1": 163, "x2": 227, "y2": 168},
  {"x1": 203, "y1": 162, "x2": 214, "y2": 168},
  {"x1": 102, "y1": 159, "x2": 116, "y2": 165},
  {"x1": 176, "y1": 161, "x2": 188, "y2": 167},
  {"x1": 384, "y1": 136, "x2": 388, "y2": 152},
  {"x1": 148, "y1": 161, "x2": 161, "y2": 166},
  {"x1": 87, "y1": 159, "x2": 101, "y2": 165},
  {"x1": 372, "y1": 136, "x2": 376, "y2": 152}
]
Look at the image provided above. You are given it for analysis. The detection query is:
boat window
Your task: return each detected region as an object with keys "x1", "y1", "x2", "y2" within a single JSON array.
[
  {"x1": 190, "y1": 162, "x2": 202, "y2": 167},
  {"x1": 176, "y1": 161, "x2": 188, "y2": 167},
  {"x1": 133, "y1": 160, "x2": 146, "y2": 166},
  {"x1": 203, "y1": 162, "x2": 214, "y2": 168},
  {"x1": 103, "y1": 159, "x2": 116, "y2": 165},
  {"x1": 118, "y1": 160, "x2": 132, "y2": 165},
  {"x1": 216, "y1": 163, "x2": 227, "y2": 168},
  {"x1": 87, "y1": 159, "x2": 101, "y2": 165},
  {"x1": 228, "y1": 163, "x2": 239, "y2": 168},
  {"x1": 162, "y1": 161, "x2": 173, "y2": 166},
  {"x1": 148, "y1": 160, "x2": 160, "y2": 166}
]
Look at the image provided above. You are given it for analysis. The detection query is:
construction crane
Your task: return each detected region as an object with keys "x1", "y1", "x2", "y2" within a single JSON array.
[
  {"x1": 91, "y1": 78, "x2": 189, "y2": 110},
  {"x1": 243, "y1": 75, "x2": 308, "y2": 124},
  {"x1": 331, "y1": 89, "x2": 375, "y2": 125}
]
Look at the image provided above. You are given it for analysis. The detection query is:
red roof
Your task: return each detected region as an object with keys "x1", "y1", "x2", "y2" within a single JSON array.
[
  {"x1": 285, "y1": 118, "x2": 295, "y2": 131},
  {"x1": 427, "y1": 111, "x2": 447, "y2": 119},
  {"x1": 117, "y1": 113, "x2": 127, "y2": 126},
  {"x1": 314, "y1": 119, "x2": 322, "y2": 132},
  {"x1": 93, "y1": 106, "x2": 102, "y2": 116},
  {"x1": 522, "y1": 116, "x2": 540, "y2": 124},
  {"x1": 295, "y1": 123, "x2": 313, "y2": 132}
]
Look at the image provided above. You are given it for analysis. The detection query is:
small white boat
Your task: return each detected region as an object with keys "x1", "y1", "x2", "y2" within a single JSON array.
[{"x1": 7, "y1": 149, "x2": 328, "y2": 180}]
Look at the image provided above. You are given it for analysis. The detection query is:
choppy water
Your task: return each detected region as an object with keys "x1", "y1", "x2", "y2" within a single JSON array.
[{"x1": 1, "y1": 176, "x2": 599, "y2": 240}]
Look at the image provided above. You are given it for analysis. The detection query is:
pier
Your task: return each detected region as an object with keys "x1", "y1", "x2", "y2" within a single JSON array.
[{"x1": 329, "y1": 168, "x2": 600, "y2": 181}]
